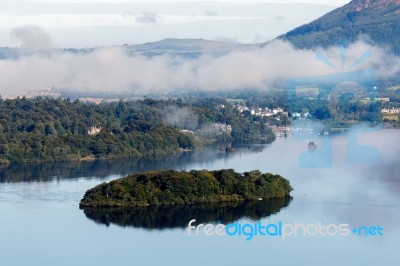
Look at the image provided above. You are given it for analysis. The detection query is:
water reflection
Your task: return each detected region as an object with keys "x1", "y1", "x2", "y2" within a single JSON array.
[
  {"x1": 0, "y1": 143, "x2": 268, "y2": 183},
  {"x1": 81, "y1": 198, "x2": 291, "y2": 230},
  {"x1": 1, "y1": 129, "x2": 399, "y2": 266}
]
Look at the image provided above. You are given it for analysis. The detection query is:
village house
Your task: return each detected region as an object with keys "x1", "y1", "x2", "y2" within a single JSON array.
[
  {"x1": 214, "y1": 123, "x2": 232, "y2": 134},
  {"x1": 88, "y1": 126, "x2": 102, "y2": 136},
  {"x1": 180, "y1": 129, "x2": 195, "y2": 135},
  {"x1": 381, "y1": 108, "x2": 400, "y2": 114}
]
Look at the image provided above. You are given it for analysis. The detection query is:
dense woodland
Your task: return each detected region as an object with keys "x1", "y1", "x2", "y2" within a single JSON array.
[
  {"x1": 0, "y1": 97, "x2": 274, "y2": 163},
  {"x1": 280, "y1": 0, "x2": 400, "y2": 55},
  {"x1": 1, "y1": 84, "x2": 397, "y2": 164},
  {"x1": 79, "y1": 169, "x2": 293, "y2": 207}
]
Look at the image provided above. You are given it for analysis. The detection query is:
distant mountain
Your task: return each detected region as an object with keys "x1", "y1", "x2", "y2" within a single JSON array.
[
  {"x1": 0, "y1": 39, "x2": 254, "y2": 60},
  {"x1": 124, "y1": 38, "x2": 255, "y2": 58},
  {"x1": 279, "y1": 0, "x2": 400, "y2": 54}
]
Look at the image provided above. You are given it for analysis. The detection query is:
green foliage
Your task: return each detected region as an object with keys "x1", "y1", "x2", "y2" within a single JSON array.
[
  {"x1": 281, "y1": 1, "x2": 400, "y2": 55},
  {"x1": 0, "y1": 97, "x2": 276, "y2": 163},
  {"x1": 79, "y1": 169, "x2": 293, "y2": 207},
  {"x1": 0, "y1": 97, "x2": 195, "y2": 163}
]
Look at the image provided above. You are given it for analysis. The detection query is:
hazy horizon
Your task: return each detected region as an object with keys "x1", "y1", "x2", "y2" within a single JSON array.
[{"x1": 0, "y1": 1, "x2": 346, "y2": 48}]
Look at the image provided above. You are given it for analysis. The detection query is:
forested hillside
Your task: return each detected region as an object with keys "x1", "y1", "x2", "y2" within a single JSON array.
[
  {"x1": 280, "y1": 0, "x2": 400, "y2": 55},
  {"x1": 0, "y1": 97, "x2": 274, "y2": 163}
]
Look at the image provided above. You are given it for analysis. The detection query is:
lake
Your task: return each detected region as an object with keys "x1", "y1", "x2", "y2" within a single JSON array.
[{"x1": 0, "y1": 127, "x2": 399, "y2": 266}]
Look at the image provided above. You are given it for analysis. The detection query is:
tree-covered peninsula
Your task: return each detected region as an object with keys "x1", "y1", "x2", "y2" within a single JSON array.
[
  {"x1": 79, "y1": 169, "x2": 293, "y2": 207},
  {"x1": 0, "y1": 97, "x2": 275, "y2": 164}
]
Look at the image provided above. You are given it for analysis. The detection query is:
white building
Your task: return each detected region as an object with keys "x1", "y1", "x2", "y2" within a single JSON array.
[
  {"x1": 215, "y1": 123, "x2": 232, "y2": 134},
  {"x1": 88, "y1": 126, "x2": 102, "y2": 135},
  {"x1": 381, "y1": 108, "x2": 400, "y2": 114},
  {"x1": 180, "y1": 129, "x2": 195, "y2": 135}
]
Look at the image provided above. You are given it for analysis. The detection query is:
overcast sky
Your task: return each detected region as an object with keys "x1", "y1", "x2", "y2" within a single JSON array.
[
  {"x1": 0, "y1": 0, "x2": 350, "y2": 4},
  {"x1": 0, "y1": 0, "x2": 351, "y2": 47}
]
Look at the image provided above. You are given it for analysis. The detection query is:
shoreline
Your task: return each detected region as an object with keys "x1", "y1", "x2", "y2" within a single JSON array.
[{"x1": 79, "y1": 169, "x2": 293, "y2": 208}]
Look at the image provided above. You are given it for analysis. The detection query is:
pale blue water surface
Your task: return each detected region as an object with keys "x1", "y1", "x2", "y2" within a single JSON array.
[{"x1": 0, "y1": 129, "x2": 399, "y2": 266}]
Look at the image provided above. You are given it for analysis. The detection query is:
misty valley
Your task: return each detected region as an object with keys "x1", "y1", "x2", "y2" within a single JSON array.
[{"x1": 1, "y1": 0, "x2": 400, "y2": 265}]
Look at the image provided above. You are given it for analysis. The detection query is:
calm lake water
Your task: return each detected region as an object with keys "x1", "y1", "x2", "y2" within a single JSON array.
[{"x1": 0, "y1": 128, "x2": 399, "y2": 266}]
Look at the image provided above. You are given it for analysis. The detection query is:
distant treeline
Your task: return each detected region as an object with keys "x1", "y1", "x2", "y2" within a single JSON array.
[
  {"x1": 0, "y1": 97, "x2": 274, "y2": 163},
  {"x1": 79, "y1": 169, "x2": 293, "y2": 207}
]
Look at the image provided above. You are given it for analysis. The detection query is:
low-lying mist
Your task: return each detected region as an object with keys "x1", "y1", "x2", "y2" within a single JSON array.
[{"x1": 1, "y1": 27, "x2": 400, "y2": 98}]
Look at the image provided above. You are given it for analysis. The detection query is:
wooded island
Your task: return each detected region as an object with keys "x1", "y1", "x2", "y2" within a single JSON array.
[{"x1": 80, "y1": 169, "x2": 292, "y2": 207}]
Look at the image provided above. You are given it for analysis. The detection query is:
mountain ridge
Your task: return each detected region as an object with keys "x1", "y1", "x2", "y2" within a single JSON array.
[
  {"x1": 279, "y1": 0, "x2": 400, "y2": 54},
  {"x1": 350, "y1": 0, "x2": 400, "y2": 10}
]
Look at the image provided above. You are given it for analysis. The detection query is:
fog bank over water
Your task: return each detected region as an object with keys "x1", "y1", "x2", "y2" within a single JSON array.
[{"x1": 1, "y1": 34, "x2": 399, "y2": 97}]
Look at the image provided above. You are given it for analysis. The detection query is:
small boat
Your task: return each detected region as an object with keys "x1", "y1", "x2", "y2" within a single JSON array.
[{"x1": 308, "y1": 141, "x2": 317, "y2": 150}]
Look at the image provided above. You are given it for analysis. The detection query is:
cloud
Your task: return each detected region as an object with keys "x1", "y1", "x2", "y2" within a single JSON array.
[
  {"x1": 273, "y1": 16, "x2": 285, "y2": 21},
  {"x1": 10, "y1": 26, "x2": 54, "y2": 49},
  {"x1": 252, "y1": 34, "x2": 271, "y2": 43},
  {"x1": 135, "y1": 12, "x2": 160, "y2": 24},
  {"x1": 204, "y1": 11, "x2": 218, "y2": 17},
  {"x1": 162, "y1": 106, "x2": 199, "y2": 130},
  {"x1": 0, "y1": 39, "x2": 399, "y2": 97}
]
